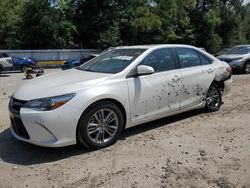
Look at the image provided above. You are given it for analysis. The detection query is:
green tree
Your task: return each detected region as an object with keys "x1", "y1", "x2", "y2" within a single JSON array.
[
  {"x1": 190, "y1": 0, "x2": 222, "y2": 53},
  {"x1": 21, "y1": 0, "x2": 76, "y2": 49},
  {"x1": 98, "y1": 22, "x2": 121, "y2": 49},
  {"x1": 0, "y1": 0, "x2": 25, "y2": 49},
  {"x1": 119, "y1": 0, "x2": 162, "y2": 45},
  {"x1": 0, "y1": 0, "x2": 249, "y2": 51},
  {"x1": 218, "y1": 0, "x2": 244, "y2": 47},
  {"x1": 154, "y1": 0, "x2": 195, "y2": 44},
  {"x1": 74, "y1": 0, "x2": 118, "y2": 48},
  {"x1": 242, "y1": 3, "x2": 250, "y2": 43}
]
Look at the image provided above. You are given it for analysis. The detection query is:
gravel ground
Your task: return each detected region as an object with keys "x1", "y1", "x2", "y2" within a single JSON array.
[{"x1": 0, "y1": 69, "x2": 250, "y2": 188}]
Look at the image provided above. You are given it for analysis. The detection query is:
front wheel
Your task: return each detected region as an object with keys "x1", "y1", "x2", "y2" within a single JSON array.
[
  {"x1": 77, "y1": 101, "x2": 124, "y2": 149},
  {"x1": 205, "y1": 84, "x2": 222, "y2": 112},
  {"x1": 244, "y1": 62, "x2": 250, "y2": 74}
]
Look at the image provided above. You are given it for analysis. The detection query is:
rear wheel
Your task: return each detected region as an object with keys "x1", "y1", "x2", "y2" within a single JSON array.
[
  {"x1": 77, "y1": 101, "x2": 124, "y2": 149},
  {"x1": 205, "y1": 84, "x2": 222, "y2": 112},
  {"x1": 244, "y1": 62, "x2": 250, "y2": 74}
]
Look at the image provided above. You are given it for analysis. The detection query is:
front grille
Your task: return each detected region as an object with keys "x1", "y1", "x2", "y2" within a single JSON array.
[
  {"x1": 9, "y1": 97, "x2": 30, "y2": 139},
  {"x1": 9, "y1": 97, "x2": 27, "y2": 112},
  {"x1": 10, "y1": 117, "x2": 30, "y2": 139}
]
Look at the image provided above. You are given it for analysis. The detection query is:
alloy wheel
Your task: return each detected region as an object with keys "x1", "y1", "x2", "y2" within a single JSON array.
[
  {"x1": 206, "y1": 85, "x2": 220, "y2": 110},
  {"x1": 87, "y1": 109, "x2": 119, "y2": 144},
  {"x1": 245, "y1": 63, "x2": 250, "y2": 74}
]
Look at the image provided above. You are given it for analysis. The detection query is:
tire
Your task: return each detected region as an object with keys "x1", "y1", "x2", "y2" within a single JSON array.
[
  {"x1": 0, "y1": 68, "x2": 2, "y2": 75},
  {"x1": 243, "y1": 62, "x2": 250, "y2": 74},
  {"x1": 205, "y1": 83, "x2": 222, "y2": 112},
  {"x1": 77, "y1": 101, "x2": 124, "y2": 149},
  {"x1": 26, "y1": 74, "x2": 33, "y2": 79}
]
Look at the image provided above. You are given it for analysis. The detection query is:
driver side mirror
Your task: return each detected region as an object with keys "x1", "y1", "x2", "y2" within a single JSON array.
[{"x1": 136, "y1": 65, "x2": 154, "y2": 76}]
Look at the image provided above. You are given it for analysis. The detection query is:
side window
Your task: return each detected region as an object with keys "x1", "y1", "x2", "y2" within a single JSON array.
[
  {"x1": 198, "y1": 52, "x2": 213, "y2": 65},
  {"x1": 140, "y1": 48, "x2": 176, "y2": 72},
  {"x1": 176, "y1": 48, "x2": 201, "y2": 68}
]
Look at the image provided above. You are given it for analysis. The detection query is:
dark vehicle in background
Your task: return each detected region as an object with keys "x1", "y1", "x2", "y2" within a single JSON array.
[
  {"x1": 216, "y1": 48, "x2": 230, "y2": 56},
  {"x1": 61, "y1": 48, "x2": 114, "y2": 70},
  {"x1": 217, "y1": 45, "x2": 250, "y2": 74},
  {"x1": 11, "y1": 56, "x2": 38, "y2": 72},
  {"x1": 61, "y1": 54, "x2": 98, "y2": 70}
]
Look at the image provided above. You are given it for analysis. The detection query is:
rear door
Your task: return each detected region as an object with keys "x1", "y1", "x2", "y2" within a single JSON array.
[
  {"x1": 175, "y1": 48, "x2": 215, "y2": 109},
  {"x1": 126, "y1": 48, "x2": 183, "y2": 123}
]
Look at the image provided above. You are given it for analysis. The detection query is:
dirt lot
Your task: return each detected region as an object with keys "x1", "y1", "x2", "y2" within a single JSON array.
[{"x1": 0, "y1": 69, "x2": 250, "y2": 188}]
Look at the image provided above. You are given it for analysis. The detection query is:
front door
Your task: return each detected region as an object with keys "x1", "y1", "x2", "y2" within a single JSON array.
[{"x1": 126, "y1": 48, "x2": 182, "y2": 123}]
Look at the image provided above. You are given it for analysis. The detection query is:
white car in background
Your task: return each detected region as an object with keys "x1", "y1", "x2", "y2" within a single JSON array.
[
  {"x1": 0, "y1": 53, "x2": 12, "y2": 75},
  {"x1": 9, "y1": 45, "x2": 232, "y2": 149}
]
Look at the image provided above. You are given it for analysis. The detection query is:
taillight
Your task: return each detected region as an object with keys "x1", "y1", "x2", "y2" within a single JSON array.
[{"x1": 226, "y1": 67, "x2": 232, "y2": 74}]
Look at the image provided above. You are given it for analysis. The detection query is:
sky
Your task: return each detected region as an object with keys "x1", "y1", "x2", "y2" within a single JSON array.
[{"x1": 244, "y1": 0, "x2": 250, "y2": 5}]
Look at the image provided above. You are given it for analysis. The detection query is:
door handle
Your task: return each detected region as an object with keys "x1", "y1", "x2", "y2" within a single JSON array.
[
  {"x1": 207, "y1": 68, "x2": 214, "y2": 73},
  {"x1": 172, "y1": 75, "x2": 181, "y2": 82}
]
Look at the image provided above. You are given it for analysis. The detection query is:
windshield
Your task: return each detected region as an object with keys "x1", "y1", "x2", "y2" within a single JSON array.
[
  {"x1": 227, "y1": 46, "x2": 250, "y2": 55},
  {"x1": 78, "y1": 49, "x2": 145, "y2": 74}
]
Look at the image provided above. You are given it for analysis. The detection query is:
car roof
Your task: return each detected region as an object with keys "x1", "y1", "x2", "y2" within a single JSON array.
[
  {"x1": 235, "y1": 45, "x2": 250, "y2": 47},
  {"x1": 114, "y1": 44, "x2": 197, "y2": 50}
]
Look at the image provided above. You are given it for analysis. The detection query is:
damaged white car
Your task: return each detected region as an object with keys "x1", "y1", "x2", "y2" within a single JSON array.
[{"x1": 9, "y1": 45, "x2": 232, "y2": 149}]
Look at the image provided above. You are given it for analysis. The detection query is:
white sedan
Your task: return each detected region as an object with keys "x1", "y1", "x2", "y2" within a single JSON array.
[{"x1": 9, "y1": 45, "x2": 232, "y2": 149}]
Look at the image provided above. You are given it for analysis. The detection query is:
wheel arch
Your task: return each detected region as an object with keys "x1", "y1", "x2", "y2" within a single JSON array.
[
  {"x1": 76, "y1": 98, "x2": 127, "y2": 141},
  {"x1": 211, "y1": 80, "x2": 225, "y2": 91},
  {"x1": 95, "y1": 98, "x2": 127, "y2": 129},
  {"x1": 244, "y1": 59, "x2": 250, "y2": 64},
  {"x1": 244, "y1": 59, "x2": 250, "y2": 69}
]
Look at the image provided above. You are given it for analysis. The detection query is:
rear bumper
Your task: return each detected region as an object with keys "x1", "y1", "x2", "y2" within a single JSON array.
[{"x1": 223, "y1": 77, "x2": 232, "y2": 96}]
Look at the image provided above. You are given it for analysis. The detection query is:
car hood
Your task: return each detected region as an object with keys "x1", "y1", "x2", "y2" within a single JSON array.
[
  {"x1": 0, "y1": 57, "x2": 11, "y2": 61},
  {"x1": 13, "y1": 69, "x2": 111, "y2": 100},
  {"x1": 217, "y1": 54, "x2": 247, "y2": 60}
]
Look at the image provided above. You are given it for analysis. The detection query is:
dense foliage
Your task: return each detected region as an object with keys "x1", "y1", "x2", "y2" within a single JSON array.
[{"x1": 0, "y1": 0, "x2": 249, "y2": 53}]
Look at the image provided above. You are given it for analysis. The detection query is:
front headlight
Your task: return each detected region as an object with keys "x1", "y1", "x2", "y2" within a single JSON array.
[{"x1": 24, "y1": 93, "x2": 76, "y2": 111}]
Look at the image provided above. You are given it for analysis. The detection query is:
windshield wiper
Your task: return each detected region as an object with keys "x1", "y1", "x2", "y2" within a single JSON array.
[{"x1": 77, "y1": 67, "x2": 97, "y2": 72}]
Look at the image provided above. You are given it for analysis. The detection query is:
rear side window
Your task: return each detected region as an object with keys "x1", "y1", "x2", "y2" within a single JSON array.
[
  {"x1": 176, "y1": 48, "x2": 200, "y2": 68},
  {"x1": 176, "y1": 48, "x2": 212, "y2": 68},
  {"x1": 140, "y1": 48, "x2": 176, "y2": 72},
  {"x1": 199, "y1": 52, "x2": 212, "y2": 65}
]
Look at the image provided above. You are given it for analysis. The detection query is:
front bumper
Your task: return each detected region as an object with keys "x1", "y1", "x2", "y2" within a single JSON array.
[{"x1": 9, "y1": 98, "x2": 81, "y2": 147}]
